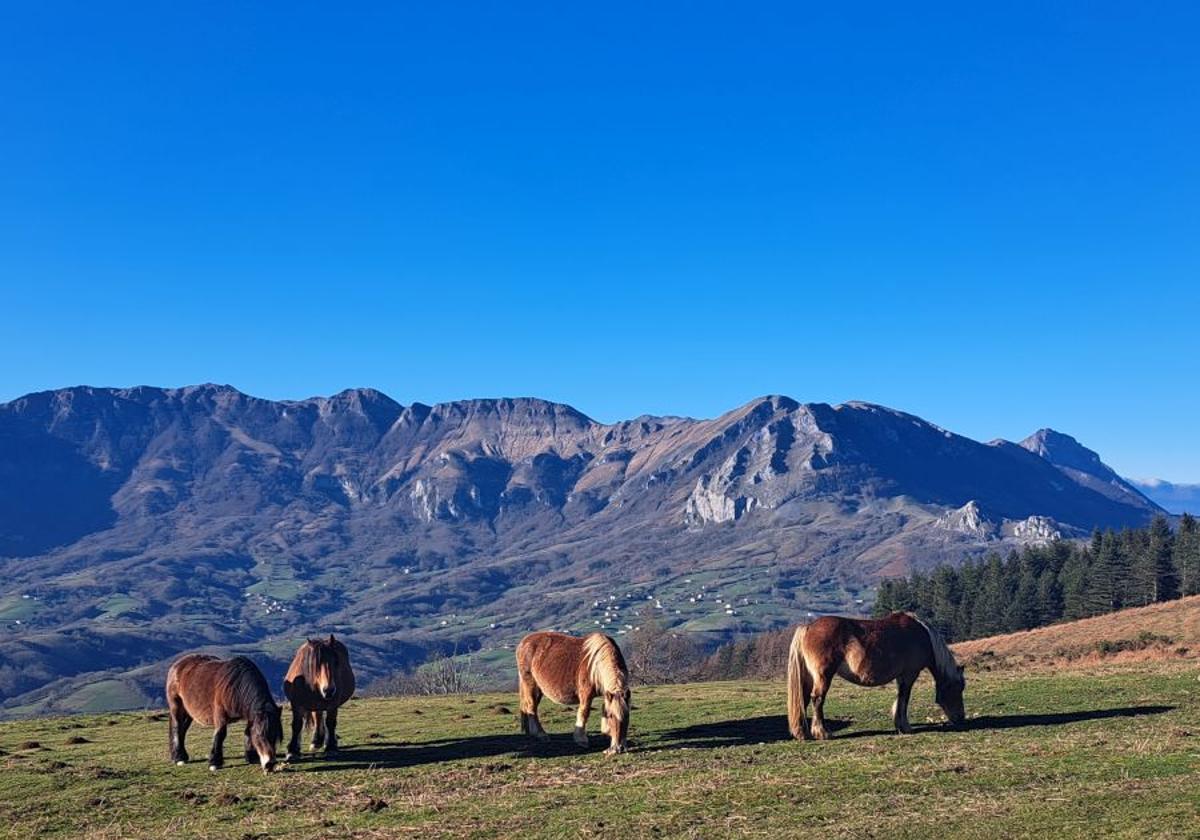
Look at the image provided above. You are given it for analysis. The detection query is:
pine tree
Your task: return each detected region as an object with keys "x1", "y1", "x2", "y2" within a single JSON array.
[
  {"x1": 1174, "y1": 513, "x2": 1200, "y2": 596},
  {"x1": 1060, "y1": 544, "x2": 1090, "y2": 620},
  {"x1": 1004, "y1": 560, "x2": 1040, "y2": 632},
  {"x1": 1135, "y1": 515, "x2": 1178, "y2": 603},
  {"x1": 928, "y1": 566, "x2": 960, "y2": 639},
  {"x1": 970, "y1": 554, "x2": 1007, "y2": 637},
  {"x1": 1084, "y1": 532, "x2": 1121, "y2": 615},
  {"x1": 1036, "y1": 565, "x2": 1063, "y2": 624}
]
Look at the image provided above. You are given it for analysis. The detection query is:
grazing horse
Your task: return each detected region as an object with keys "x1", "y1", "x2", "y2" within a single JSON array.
[
  {"x1": 283, "y1": 634, "x2": 355, "y2": 761},
  {"x1": 516, "y1": 631, "x2": 631, "y2": 755},
  {"x1": 165, "y1": 654, "x2": 283, "y2": 772},
  {"x1": 787, "y1": 612, "x2": 966, "y2": 740}
]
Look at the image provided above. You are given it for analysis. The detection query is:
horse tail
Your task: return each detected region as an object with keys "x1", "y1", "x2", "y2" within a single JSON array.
[{"x1": 787, "y1": 624, "x2": 810, "y2": 740}]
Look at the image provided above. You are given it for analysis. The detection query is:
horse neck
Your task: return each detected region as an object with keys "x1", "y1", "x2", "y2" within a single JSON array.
[
  {"x1": 914, "y1": 619, "x2": 958, "y2": 686},
  {"x1": 583, "y1": 637, "x2": 625, "y2": 694}
]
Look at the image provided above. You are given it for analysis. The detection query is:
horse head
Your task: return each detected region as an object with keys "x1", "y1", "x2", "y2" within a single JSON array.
[
  {"x1": 249, "y1": 702, "x2": 284, "y2": 772},
  {"x1": 935, "y1": 664, "x2": 967, "y2": 728},
  {"x1": 306, "y1": 636, "x2": 341, "y2": 700},
  {"x1": 603, "y1": 686, "x2": 631, "y2": 753}
]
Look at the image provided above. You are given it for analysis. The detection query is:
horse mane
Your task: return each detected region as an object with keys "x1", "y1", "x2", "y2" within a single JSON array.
[
  {"x1": 905, "y1": 614, "x2": 963, "y2": 687},
  {"x1": 223, "y1": 656, "x2": 278, "y2": 715},
  {"x1": 299, "y1": 636, "x2": 347, "y2": 677},
  {"x1": 582, "y1": 633, "x2": 628, "y2": 694}
]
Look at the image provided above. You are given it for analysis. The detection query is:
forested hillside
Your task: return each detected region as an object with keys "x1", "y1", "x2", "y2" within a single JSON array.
[{"x1": 874, "y1": 514, "x2": 1200, "y2": 641}]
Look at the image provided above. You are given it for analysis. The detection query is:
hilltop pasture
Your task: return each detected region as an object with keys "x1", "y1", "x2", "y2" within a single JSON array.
[{"x1": 0, "y1": 662, "x2": 1196, "y2": 838}]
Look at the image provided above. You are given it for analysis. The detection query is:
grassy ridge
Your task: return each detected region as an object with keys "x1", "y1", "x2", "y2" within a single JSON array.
[{"x1": 1, "y1": 664, "x2": 1197, "y2": 838}]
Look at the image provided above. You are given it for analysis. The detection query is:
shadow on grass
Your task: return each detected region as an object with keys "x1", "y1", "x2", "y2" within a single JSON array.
[
  {"x1": 654, "y1": 705, "x2": 1175, "y2": 749},
  {"x1": 966, "y1": 705, "x2": 1174, "y2": 731},
  {"x1": 293, "y1": 731, "x2": 608, "y2": 772}
]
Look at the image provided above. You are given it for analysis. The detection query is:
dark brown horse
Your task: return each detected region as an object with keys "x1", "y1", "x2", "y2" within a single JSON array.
[
  {"x1": 165, "y1": 654, "x2": 284, "y2": 772},
  {"x1": 283, "y1": 635, "x2": 355, "y2": 761},
  {"x1": 516, "y1": 631, "x2": 630, "y2": 755},
  {"x1": 787, "y1": 612, "x2": 966, "y2": 740}
]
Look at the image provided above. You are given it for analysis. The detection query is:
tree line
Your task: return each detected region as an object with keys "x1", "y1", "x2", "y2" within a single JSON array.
[{"x1": 873, "y1": 513, "x2": 1200, "y2": 643}]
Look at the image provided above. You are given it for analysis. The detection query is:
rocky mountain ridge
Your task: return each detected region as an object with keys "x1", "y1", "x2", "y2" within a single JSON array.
[{"x1": 0, "y1": 384, "x2": 1161, "y2": 715}]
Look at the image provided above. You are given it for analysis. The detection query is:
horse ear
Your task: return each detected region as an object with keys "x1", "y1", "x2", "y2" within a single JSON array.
[{"x1": 329, "y1": 633, "x2": 336, "y2": 644}]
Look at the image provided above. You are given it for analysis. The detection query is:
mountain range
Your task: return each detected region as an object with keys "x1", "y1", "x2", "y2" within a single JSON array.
[
  {"x1": 0, "y1": 384, "x2": 1164, "y2": 716},
  {"x1": 1128, "y1": 479, "x2": 1200, "y2": 515}
]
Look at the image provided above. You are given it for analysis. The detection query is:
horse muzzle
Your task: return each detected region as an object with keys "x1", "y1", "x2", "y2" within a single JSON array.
[{"x1": 321, "y1": 684, "x2": 337, "y2": 700}]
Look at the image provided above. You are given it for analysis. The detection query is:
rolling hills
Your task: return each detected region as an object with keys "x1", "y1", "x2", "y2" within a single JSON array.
[{"x1": 0, "y1": 385, "x2": 1163, "y2": 715}]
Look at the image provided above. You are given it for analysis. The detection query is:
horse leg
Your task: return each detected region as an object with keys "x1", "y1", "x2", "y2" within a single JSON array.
[
  {"x1": 519, "y1": 673, "x2": 547, "y2": 740},
  {"x1": 809, "y1": 666, "x2": 836, "y2": 740},
  {"x1": 325, "y1": 707, "x2": 339, "y2": 753},
  {"x1": 286, "y1": 705, "x2": 304, "y2": 761},
  {"x1": 574, "y1": 690, "x2": 593, "y2": 747},
  {"x1": 208, "y1": 718, "x2": 228, "y2": 771},
  {"x1": 310, "y1": 710, "x2": 326, "y2": 750},
  {"x1": 531, "y1": 686, "x2": 549, "y2": 740},
  {"x1": 243, "y1": 723, "x2": 257, "y2": 764},
  {"x1": 169, "y1": 700, "x2": 191, "y2": 765},
  {"x1": 892, "y1": 674, "x2": 916, "y2": 734}
]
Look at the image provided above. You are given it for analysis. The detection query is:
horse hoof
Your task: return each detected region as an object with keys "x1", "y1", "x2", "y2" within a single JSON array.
[
  {"x1": 285, "y1": 752, "x2": 300, "y2": 763},
  {"x1": 175, "y1": 760, "x2": 187, "y2": 766},
  {"x1": 208, "y1": 764, "x2": 220, "y2": 772}
]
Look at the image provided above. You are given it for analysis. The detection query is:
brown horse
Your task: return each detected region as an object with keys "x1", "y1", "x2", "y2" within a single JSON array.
[
  {"x1": 786, "y1": 612, "x2": 966, "y2": 740},
  {"x1": 165, "y1": 654, "x2": 284, "y2": 772},
  {"x1": 282, "y1": 635, "x2": 355, "y2": 761},
  {"x1": 516, "y1": 631, "x2": 630, "y2": 755}
]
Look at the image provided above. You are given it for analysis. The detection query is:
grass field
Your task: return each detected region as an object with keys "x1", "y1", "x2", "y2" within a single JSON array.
[
  {"x1": 1, "y1": 662, "x2": 1197, "y2": 839},
  {"x1": 954, "y1": 595, "x2": 1200, "y2": 668}
]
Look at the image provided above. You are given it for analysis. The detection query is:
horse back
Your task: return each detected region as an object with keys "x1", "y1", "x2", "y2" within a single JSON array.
[
  {"x1": 517, "y1": 631, "x2": 586, "y2": 704},
  {"x1": 166, "y1": 654, "x2": 273, "y2": 726},
  {"x1": 806, "y1": 614, "x2": 931, "y2": 685},
  {"x1": 166, "y1": 654, "x2": 224, "y2": 725}
]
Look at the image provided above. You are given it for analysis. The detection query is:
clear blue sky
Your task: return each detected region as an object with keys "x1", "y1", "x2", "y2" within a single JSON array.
[{"x1": 1, "y1": 3, "x2": 1197, "y2": 480}]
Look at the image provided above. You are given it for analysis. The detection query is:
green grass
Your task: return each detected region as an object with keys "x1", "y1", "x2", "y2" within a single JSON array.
[
  {"x1": 58, "y1": 680, "x2": 150, "y2": 715},
  {"x1": 96, "y1": 594, "x2": 140, "y2": 621},
  {"x1": 0, "y1": 595, "x2": 40, "y2": 622},
  {"x1": 1, "y1": 663, "x2": 1197, "y2": 838}
]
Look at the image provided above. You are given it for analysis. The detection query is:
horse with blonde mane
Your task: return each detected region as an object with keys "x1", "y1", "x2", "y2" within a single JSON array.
[
  {"x1": 516, "y1": 631, "x2": 631, "y2": 755},
  {"x1": 786, "y1": 611, "x2": 966, "y2": 740},
  {"x1": 283, "y1": 635, "x2": 355, "y2": 761}
]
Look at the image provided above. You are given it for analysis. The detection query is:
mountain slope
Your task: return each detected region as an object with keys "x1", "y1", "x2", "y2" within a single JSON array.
[
  {"x1": 1018, "y1": 428, "x2": 1161, "y2": 513},
  {"x1": 0, "y1": 385, "x2": 1159, "y2": 715}
]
